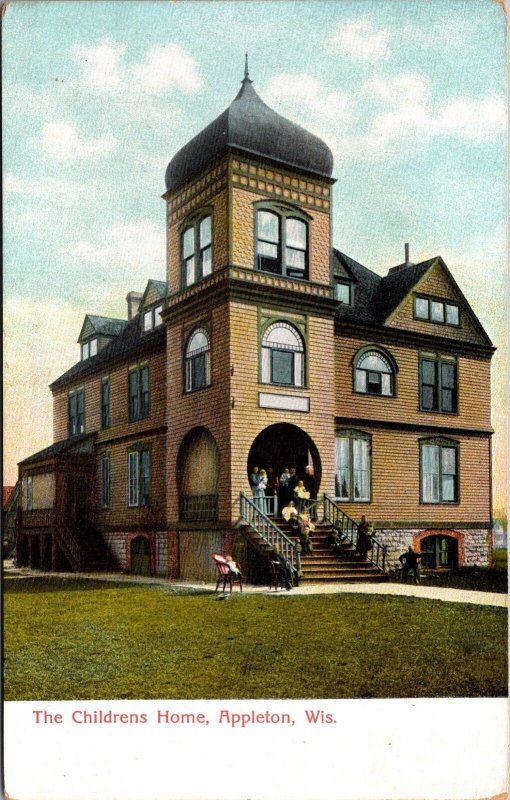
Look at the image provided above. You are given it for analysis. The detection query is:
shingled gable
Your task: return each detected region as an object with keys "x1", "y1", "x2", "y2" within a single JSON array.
[
  {"x1": 139, "y1": 279, "x2": 167, "y2": 311},
  {"x1": 381, "y1": 255, "x2": 494, "y2": 347},
  {"x1": 78, "y1": 314, "x2": 128, "y2": 343}
]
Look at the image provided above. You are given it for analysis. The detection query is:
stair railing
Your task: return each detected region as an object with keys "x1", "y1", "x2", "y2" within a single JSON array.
[
  {"x1": 239, "y1": 492, "x2": 297, "y2": 571},
  {"x1": 55, "y1": 518, "x2": 82, "y2": 571},
  {"x1": 323, "y1": 494, "x2": 387, "y2": 573}
]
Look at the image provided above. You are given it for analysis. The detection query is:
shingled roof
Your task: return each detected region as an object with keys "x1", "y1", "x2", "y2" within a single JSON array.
[
  {"x1": 78, "y1": 315, "x2": 128, "y2": 342},
  {"x1": 51, "y1": 315, "x2": 165, "y2": 390},
  {"x1": 19, "y1": 433, "x2": 97, "y2": 466}
]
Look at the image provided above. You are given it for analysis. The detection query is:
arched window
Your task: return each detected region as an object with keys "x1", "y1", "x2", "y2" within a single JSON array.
[
  {"x1": 181, "y1": 214, "x2": 212, "y2": 288},
  {"x1": 354, "y1": 349, "x2": 395, "y2": 396},
  {"x1": 185, "y1": 328, "x2": 211, "y2": 392},
  {"x1": 256, "y1": 207, "x2": 308, "y2": 280},
  {"x1": 261, "y1": 322, "x2": 304, "y2": 387}
]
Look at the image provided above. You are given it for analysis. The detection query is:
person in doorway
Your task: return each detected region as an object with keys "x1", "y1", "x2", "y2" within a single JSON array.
[
  {"x1": 399, "y1": 546, "x2": 421, "y2": 584},
  {"x1": 265, "y1": 467, "x2": 279, "y2": 515},
  {"x1": 303, "y1": 465, "x2": 317, "y2": 519},
  {"x1": 278, "y1": 467, "x2": 291, "y2": 511},
  {"x1": 357, "y1": 515, "x2": 371, "y2": 560},
  {"x1": 254, "y1": 469, "x2": 268, "y2": 512},
  {"x1": 249, "y1": 466, "x2": 260, "y2": 498}
]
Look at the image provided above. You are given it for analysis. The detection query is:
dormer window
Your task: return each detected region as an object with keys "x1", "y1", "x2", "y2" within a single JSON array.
[
  {"x1": 181, "y1": 214, "x2": 212, "y2": 289},
  {"x1": 255, "y1": 205, "x2": 308, "y2": 280},
  {"x1": 414, "y1": 296, "x2": 460, "y2": 327},
  {"x1": 143, "y1": 304, "x2": 164, "y2": 333},
  {"x1": 335, "y1": 281, "x2": 352, "y2": 305},
  {"x1": 81, "y1": 339, "x2": 97, "y2": 360}
]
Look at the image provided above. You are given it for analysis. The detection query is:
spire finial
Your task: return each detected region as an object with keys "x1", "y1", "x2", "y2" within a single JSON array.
[{"x1": 242, "y1": 52, "x2": 252, "y2": 84}]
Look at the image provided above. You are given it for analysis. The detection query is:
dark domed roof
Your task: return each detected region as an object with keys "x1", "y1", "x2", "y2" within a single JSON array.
[{"x1": 165, "y1": 72, "x2": 334, "y2": 192}]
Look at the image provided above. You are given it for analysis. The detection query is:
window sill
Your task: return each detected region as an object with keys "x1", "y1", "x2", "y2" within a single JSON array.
[
  {"x1": 183, "y1": 384, "x2": 211, "y2": 396},
  {"x1": 419, "y1": 408, "x2": 459, "y2": 416},
  {"x1": 259, "y1": 382, "x2": 308, "y2": 391},
  {"x1": 353, "y1": 390, "x2": 396, "y2": 399}
]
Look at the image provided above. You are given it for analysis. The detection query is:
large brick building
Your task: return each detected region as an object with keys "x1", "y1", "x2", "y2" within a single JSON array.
[{"x1": 16, "y1": 67, "x2": 495, "y2": 582}]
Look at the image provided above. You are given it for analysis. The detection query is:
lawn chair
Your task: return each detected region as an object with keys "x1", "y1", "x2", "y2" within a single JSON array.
[
  {"x1": 211, "y1": 553, "x2": 243, "y2": 593},
  {"x1": 268, "y1": 559, "x2": 287, "y2": 591}
]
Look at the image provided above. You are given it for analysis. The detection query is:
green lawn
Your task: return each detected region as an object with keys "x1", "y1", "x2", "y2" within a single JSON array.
[{"x1": 4, "y1": 576, "x2": 507, "y2": 700}]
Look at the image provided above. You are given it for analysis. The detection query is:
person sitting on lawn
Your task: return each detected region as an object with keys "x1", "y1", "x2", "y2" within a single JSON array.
[
  {"x1": 271, "y1": 545, "x2": 293, "y2": 590},
  {"x1": 399, "y1": 546, "x2": 421, "y2": 584},
  {"x1": 225, "y1": 555, "x2": 242, "y2": 577},
  {"x1": 298, "y1": 510, "x2": 314, "y2": 555}
]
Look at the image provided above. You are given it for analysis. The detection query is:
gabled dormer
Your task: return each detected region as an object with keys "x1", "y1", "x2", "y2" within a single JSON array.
[
  {"x1": 381, "y1": 254, "x2": 493, "y2": 347},
  {"x1": 333, "y1": 251, "x2": 359, "y2": 306},
  {"x1": 138, "y1": 279, "x2": 167, "y2": 334},
  {"x1": 78, "y1": 315, "x2": 128, "y2": 361}
]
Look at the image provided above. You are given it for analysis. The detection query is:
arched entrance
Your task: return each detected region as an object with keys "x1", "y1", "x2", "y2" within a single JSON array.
[
  {"x1": 130, "y1": 536, "x2": 152, "y2": 576},
  {"x1": 177, "y1": 427, "x2": 219, "y2": 521},
  {"x1": 247, "y1": 423, "x2": 322, "y2": 490}
]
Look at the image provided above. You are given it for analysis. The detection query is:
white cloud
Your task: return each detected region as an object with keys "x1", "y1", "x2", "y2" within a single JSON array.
[
  {"x1": 264, "y1": 73, "x2": 350, "y2": 125},
  {"x1": 362, "y1": 74, "x2": 506, "y2": 152},
  {"x1": 329, "y1": 17, "x2": 390, "y2": 60},
  {"x1": 60, "y1": 220, "x2": 165, "y2": 272},
  {"x1": 73, "y1": 39, "x2": 126, "y2": 89},
  {"x1": 32, "y1": 121, "x2": 117, "y2": 162},
  {"x1": 74, "y1": 40, "x2": 202, "y2": 96},
  {"x1": 4, "y1": 172, "x2": 110, "y2": 207},
  {"x1": 131, "y1": 44, "x2": 203, "y2": 94}
]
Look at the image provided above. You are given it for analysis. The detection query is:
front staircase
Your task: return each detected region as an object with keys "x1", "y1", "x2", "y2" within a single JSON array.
[
  {"x1": 278, "y1": 519, "x2": 387, "y2": 583},
  {"x1": 238, "y1": 492, "x2": 388, "y2": 584}
]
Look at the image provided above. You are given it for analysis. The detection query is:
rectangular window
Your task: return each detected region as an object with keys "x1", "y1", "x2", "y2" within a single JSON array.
[
  {"x1": 101, "y1": 454, "x2": 110, "y2": 508},
  {"x1": 335, "y1": 434, "x2": 371, "y2": 502},
  {"x1": 420, "y1": 355, "x2": 457, "y2": 413},
  {"x1": 143, "y1": 304, "x2": 164, "y2": 332},
  {"x1": 414, "y1": 296, "x2": 460, "y2": 327},
  {"x1": 81, "y1": 342, "x2": 89, "y2": 360},
  {"x1": 183, "y1": 227, "x2": 195, "y2": 286},
  {"x1": 128, "y1": 449, "x2": 150, "y2": 507},
  {"x1": 69, "y1": 388, "x2": 85, "y2": 435},
  {"x1": 129, "y1": 366, "x2": 150, "y2": 422},
  {"x1": 26, "y1": 475, "x2": 33, "y2": 511},
  {"x1": 421, "y1": 443, "x2": 458, "y2": 503},
  {"x1": 335, "y1": 282, "x2": 351, "y2": 304},
  {"x1": 446, "y1": 304, "x2": 459, "y2": 326},
  {"x1": 101, "y1": 377, "x2": 110, "y2": 430},
  {"x1": 271, "y1": 349, "x2": 294, "y2": 385},
  {"x1": 414, "y1": 297, "x2": 429, "y2": 320}
]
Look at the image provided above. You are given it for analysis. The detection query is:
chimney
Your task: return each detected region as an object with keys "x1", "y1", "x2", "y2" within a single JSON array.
[
  {"x1": 126, "y1": 291, "x2": 143, "y2": 320},
  {"x1": 388, "y1": 243, "x2": 415, "y2": 275}
]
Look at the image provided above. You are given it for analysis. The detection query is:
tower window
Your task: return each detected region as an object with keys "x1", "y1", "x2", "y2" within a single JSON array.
[
  {"x1": 256, "y1": 207, "x2": 308, "y2": 280},
  {"x1": 261, "y1": 321, "x2": 305, "y2": 387},
  {"x1": 185, "y1": 328, "x2": 211, "y2": 392},
  {"x1": 181, "y1": 214, "x2": 212, "y2": 288}
]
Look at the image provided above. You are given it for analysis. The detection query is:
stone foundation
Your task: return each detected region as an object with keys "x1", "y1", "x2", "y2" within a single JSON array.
[{"x1": 373, "y1": 527, "x2": 490, "y2": 569}]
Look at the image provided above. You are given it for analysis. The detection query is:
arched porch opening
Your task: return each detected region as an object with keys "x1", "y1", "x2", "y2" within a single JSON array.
[
  {"x1": 247, "y1": 423, "x2": 321, "y2": 513},
  {"x1": 414, "y1": 530, "x2": 463, "y2": 570},
  {"x1": 177, "y1": 427, "x2": 219, "y2": 521}
]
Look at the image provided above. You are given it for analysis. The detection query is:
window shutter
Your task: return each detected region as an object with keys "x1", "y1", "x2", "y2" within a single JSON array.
[
  {"x1": 128, "y1": 452, "x2": 139, "y2": 506},
  {"x1": 140, "y1": 450, "x2": 151, "y2": 506}
]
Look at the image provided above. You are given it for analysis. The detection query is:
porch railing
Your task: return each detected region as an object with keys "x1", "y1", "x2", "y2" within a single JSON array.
[
  {"x1": 323, "y1": 494, "x2": 387, "y2": 573},
  {"x1": 20, "y1": 508, "x2": 55, "y2": 528},
  {"x1": 179, "y1": 494, "x2": 219, "y2": 522},
  {"x1": 239, "y1": 492, "x2": 297, "y2": 572}
]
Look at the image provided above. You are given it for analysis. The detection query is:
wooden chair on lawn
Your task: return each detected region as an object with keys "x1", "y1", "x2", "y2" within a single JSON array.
[
  {"x1": 211, "y1": 553, "x2": 243, "y2": 593},
  {"x1": 268, "y1": 559, "x2": 287, "y2": 591}
]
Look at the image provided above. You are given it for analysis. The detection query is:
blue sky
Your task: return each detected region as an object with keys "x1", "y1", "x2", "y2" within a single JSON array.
[{"x1": 3, "y1": 0, "x2": 507, "y2": 502}]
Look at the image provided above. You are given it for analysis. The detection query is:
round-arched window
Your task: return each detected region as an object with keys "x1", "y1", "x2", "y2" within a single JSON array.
[
  {"x1": 185, "y1": 328, "x2": 211, "y2": 392},
  {"x1": 261, "y1": 321, "x2": 304, "y2": 387},
  {"x1": 354, "y1": 350, "x2": 394, "y2": 396}
]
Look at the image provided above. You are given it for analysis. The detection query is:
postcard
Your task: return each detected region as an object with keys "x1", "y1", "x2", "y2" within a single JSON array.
[{"x1": 3, "y1": 1, "x2": 508, "y2": 799}]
